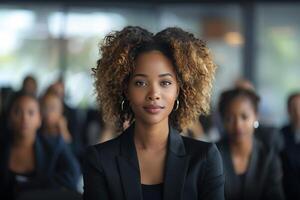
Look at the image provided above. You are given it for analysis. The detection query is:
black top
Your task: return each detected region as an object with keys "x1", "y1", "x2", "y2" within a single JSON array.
[
  {"x1": 8, "y1": 169, "x2": 37, "y2": 196},
  {"x1": 83, "y1": 124, "x2": 225, "y2": 200},
  {"x1": 281, "y1": 124, "x2": 300, "y2": 200},
  {"x1": 141, "y1": 183, "x2": 163, "y2": 200},
  {"x1": 0, "y1": 134, "x2": 81, "y2": 200},
  {"x1": 217, "y1": 137, "x2": 285, "y2": 200},
  {"x1": 233, "y1": 173, "x2": 246, "y2": 200}
]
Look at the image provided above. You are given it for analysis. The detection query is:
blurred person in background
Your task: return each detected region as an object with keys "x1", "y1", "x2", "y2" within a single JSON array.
[
  {"x1": 280, "y1": 92, "x2": 300, "y2": 200},
  {"x1": 40, "y1": 91, "x2": 72, "y2": 143},
  {"x1": 217, "y1": 88, "x2": 285, "y2": 200},
  {"x1": 0, "y1": 92, "x2": 81, "y2": 200},
  {"x1": 20, "y1": 75, "x2": 38, "y2": 97},
  {"x1": 235, "y1": 78, "x2": 284, "y2": 153},
  {"x1": 47, "y1": 80, "x2": 82, "y2": 158}
]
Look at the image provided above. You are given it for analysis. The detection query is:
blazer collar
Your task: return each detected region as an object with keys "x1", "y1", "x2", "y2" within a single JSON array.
[
  {"x1": 220, "y1": 137, "x2": 262, "y2": 200},
  {"x1": 117, "y1": 123, "x2": 189, "y2": 200}
]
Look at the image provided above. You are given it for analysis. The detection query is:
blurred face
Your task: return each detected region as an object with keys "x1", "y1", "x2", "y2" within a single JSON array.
[
  {"x1": 224, "y1": 96, "x2": 257, "y2": 142},
  {"x1": 23, "y1": 78, "x2": 37, "y2": 96},
  {"x1": 127, "y1": 51, "x2": 179, "y2": 126},
  {"x1": 10, "y1": 96, "x2": 41, "y2": 137},
  {"x1": 289, "y1": 95, "x2": 300, "y2": 126},
  {"x1": 51, "y1": 82, "x2": 65, "y2": 100},
  {"x1": 41, "y1": 94, "x2": 63, "y2": 126}
]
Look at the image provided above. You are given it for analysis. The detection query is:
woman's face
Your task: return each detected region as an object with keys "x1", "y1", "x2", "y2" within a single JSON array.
[
  {"x1": 10, "y1": 96, "x2": 41, "y2": 137},
  {"x1": 41, "y1": 94, "x2": 63, "y2": 126},
  {"x1": 127, "y1": 50, "x2": 179, "y2": 126},
  {"x1": 224, "y1": 96, "x2": 257, "y2": 142},
  {"x1": 289, "y1": 95, "x2": 300, "y2": 126}
]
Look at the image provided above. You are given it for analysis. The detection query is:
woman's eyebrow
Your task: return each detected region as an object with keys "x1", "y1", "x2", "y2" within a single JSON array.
[
  {"x1": 132, "y1": 73, "x2": 174, "y2": 78},
  {"x1": 159, "y1": 73, "x2": 173, "y2": 78}
]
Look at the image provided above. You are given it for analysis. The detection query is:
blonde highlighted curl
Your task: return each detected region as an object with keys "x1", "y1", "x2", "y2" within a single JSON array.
[{"x1": 93, "y1": 26, "x2": 216, "y2": 131}]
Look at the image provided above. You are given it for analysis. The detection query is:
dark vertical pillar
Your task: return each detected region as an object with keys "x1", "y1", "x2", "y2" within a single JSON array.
[{"x1": 242, "y1": 2, "x2": 256, "y2": 86}]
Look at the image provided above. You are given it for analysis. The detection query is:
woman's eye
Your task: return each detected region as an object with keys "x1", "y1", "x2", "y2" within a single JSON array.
[
  {"x1": 241, "y1": 113, "x2": 249, "y2": 120},
  {"x1": 161, "y1": 81, "x2": 172, "y2": 87},
  {"x1": 135, "y1": 81, "x2": 147, "y2": 87}
]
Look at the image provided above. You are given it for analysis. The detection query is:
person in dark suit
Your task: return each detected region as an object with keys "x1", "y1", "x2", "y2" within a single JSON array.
[
  {"x1": 83, "y1": 26, "x2": 224, "y2": 200},
  {"x1": 280, "y1": 92, "x2": 300, "y2": 200},
  {"x1": 217, "y1": 88, "x2": 285, "y2": 200},
  {"x1": 0, "y1": 92, "x2": 81, "y2": 200}
]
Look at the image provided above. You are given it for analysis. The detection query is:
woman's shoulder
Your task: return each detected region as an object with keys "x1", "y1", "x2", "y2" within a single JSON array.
[
  {"x1": 85, "y1": 134, "x2": 122, "y2": 158},
  {"x1": 181, "y1": 135, "x2": 220, "y2": 158}
]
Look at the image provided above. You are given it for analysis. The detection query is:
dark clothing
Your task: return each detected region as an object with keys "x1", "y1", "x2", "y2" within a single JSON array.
[
  {"x1": 254, "y1": 125, "x2": 284, "y2": 153},
  {"x1": 233, "y1": 173, "x2": 246, "y2": 200},
  {"x1": 141, "y1": 183, "x2": 163, "y2": 200},
  {"x1": 280, "y1": 125, "x2": 300, "y2": 200},
  {"x1": 64, "y1": 103, "x2": 83, "y2": 158},
  {"x1": 83, "y1": 124, "x2": 225, "y2": 200},
  {"x1": 217, "y1": 137, "x2": 285, "y2": 200},
  {"x1": 0, "y1": 134, "x2": 81, "y2": 200}
]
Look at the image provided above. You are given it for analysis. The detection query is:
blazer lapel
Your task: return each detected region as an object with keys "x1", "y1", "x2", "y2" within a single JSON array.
[
  {"x1": 243, "y1": 138, "x2": 260, "y2": 200},
  {"x1": 163, "y1": 126, "x2": 190, "y2": 200},
  {"x1": 117, "y1": 125, "x2": 190, "y2": 200},
  {"x1": 117, "y1": 126, "x2": 143, "y2": 200},
  {"x1": 219, "y1": 139, "x2": 240, "y2": 199}
]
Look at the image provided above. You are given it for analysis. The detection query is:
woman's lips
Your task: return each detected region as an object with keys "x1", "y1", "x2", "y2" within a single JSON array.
[{"x1": 143, "y1": 105, "x2": 164, "y2": 114}]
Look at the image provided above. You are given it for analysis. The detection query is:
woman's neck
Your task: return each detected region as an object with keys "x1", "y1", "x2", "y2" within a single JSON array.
[
  {"x1": 13, "y1": 133, "x2": 35, "y2": 148},
  {"x1": 43, "y1": 125, "x2": 58, "y2": 135},
  {"x1": 230, "y1": 136, "x2": 253, "y2": 157},
  {"x1": 134, "y1": 121, "x2": 169, "y2": 150}
]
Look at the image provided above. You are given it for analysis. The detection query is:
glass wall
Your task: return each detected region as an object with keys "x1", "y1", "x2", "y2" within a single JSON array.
[
  {"x1": 0, "y1": 5, "x2": 63, "y2": 93},
  {"x1": 256, "y1": 3, "x2": 300, "y2": 126},
  {"x1": 0, "y1": 3, "x2": 243, "y2": 109}
]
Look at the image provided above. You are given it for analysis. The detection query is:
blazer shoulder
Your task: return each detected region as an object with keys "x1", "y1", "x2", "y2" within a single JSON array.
[
  {"x1": 181, "y1": 136, "x2": 219, "y2": 158},
  {"x1": 89, "y1": 134, "x2": 121, "y2": 156},
  {"x1": 84, "y1": 135, "x2": 121, "y2": 171}
]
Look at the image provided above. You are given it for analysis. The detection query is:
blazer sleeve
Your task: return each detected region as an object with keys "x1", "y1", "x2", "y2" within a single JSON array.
[
  {"x1": 262, "y1": 154, "x2": 285, "y2": 200},
  {"x1": 83, "y1": 146, "x2": 110, "y2": 200},
  {"x1": 53, "y1": 138, "x2": 81, "y2": 191},
  {"x1": 200, "y1": 144, "x2": 225, "y2": 200}
]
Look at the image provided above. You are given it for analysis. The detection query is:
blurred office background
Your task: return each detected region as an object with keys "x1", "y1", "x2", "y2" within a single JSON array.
[
  {"x1": 0, "y1": 0, "x2": 299, "y2": 129},
  {"x1": 1, "y1": 0, "x2": 300, "y2": 199}
]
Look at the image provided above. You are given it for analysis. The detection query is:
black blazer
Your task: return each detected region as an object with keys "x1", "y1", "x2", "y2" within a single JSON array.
[
  {"x1": 0, "y1": 134, "x2": 81, "y2": 200},
  {"x1": 217, "y1": 137, "x2": 285, "y2": 200},
  {"x1": 83, "y1": 124, "x2": 225, "y2": 200},
  {"x1": 280, "y1": 125, "x2": 300, "y2": 200}
]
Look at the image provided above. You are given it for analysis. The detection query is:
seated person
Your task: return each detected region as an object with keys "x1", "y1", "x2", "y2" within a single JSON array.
[
  {"x1": 280, "y1": 92, "x2": 300, "y2": 200},
  {"x1": 0, "y1": 92, "x2": 81, "y2": 200},
  {"x1": 217, "y1": 88, "x2": 285, "y2": 200},
  {"x1": 40, "y1": 91, "x2": 72, "y2": 143}
]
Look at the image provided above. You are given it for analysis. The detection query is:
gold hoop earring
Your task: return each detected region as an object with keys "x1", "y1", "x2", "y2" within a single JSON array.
[
  {"x1": 174, "y1": 99, "x2": 179, "y2": 111},
  {"x1": 121, "y1": 100, "x2": 125, "y2": 111}
]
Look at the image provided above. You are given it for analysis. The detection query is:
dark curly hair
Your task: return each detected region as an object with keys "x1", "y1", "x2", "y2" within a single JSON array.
[
  {"x1": 218, "y1": 88, "x2": 260, "y2": 120},
  {"x1": 93, "y1": 26, "x2": 216, "y2": 131}
]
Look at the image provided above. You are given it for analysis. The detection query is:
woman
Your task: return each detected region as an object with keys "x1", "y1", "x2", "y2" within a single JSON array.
[
  {"x1": 83, "y1": 26, "x2": 224, "y2": 200},
  {"x1": 217, "y1": 88, "x2": 284, "y2": 200},
  {"x1": 40, "y1": 91, "x2": 72, "y2": 143},
  {"x1": 0, "y1": 92, "x2": 81, "y2": 200}
]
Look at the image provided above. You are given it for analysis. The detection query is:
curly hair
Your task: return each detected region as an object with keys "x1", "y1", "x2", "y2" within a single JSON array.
[{"x1": 93, "y1": 26, "x2": 216, "y2": 131}]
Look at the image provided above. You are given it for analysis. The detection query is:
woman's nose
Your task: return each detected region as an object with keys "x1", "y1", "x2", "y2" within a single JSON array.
[{"x1": 146, "y1": 85, "x2": 160, "y2": 101}]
